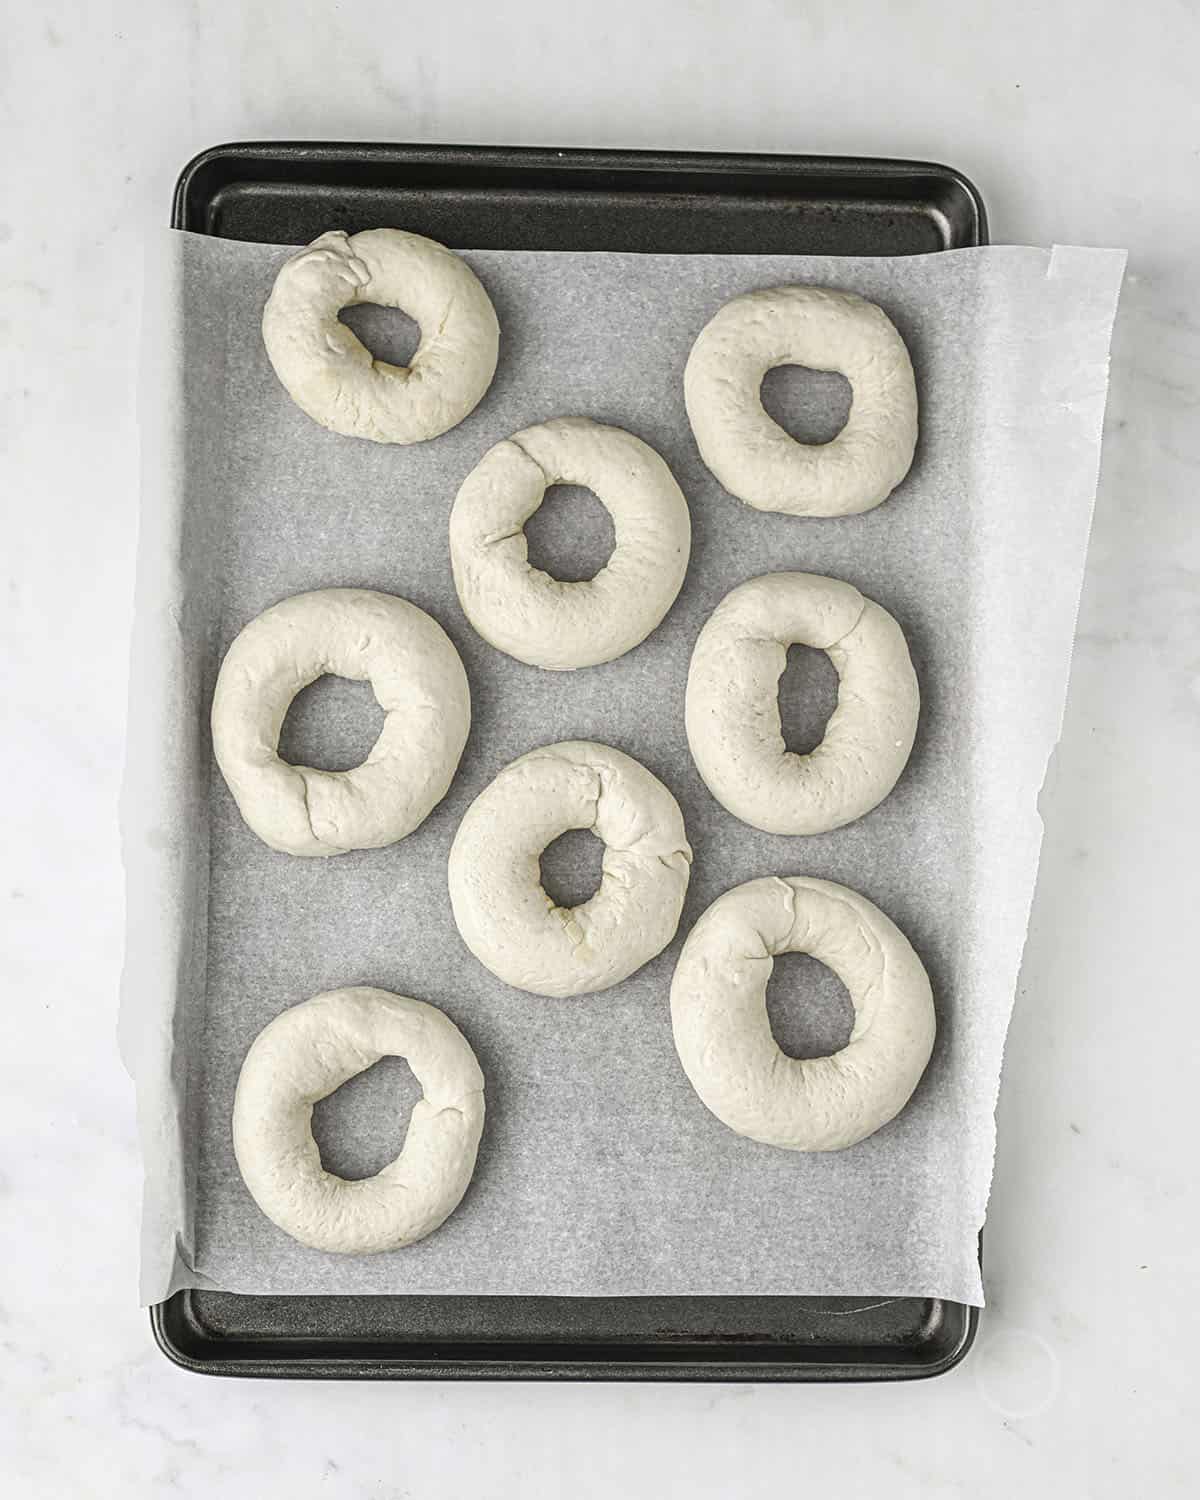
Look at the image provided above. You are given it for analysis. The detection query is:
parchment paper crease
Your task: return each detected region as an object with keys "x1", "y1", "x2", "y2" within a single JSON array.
[{"x1": 121, "y1": 230, "x2": 1124, "y2": 1306}]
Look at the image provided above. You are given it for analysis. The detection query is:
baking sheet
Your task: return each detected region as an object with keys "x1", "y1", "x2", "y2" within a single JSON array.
[{"x1": 121, "y1": 230, "x2": 1124, "y2": 1306}]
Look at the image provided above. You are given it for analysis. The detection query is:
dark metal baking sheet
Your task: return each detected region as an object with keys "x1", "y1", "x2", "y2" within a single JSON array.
[
  {"x1": 155, "y1": 140, "x2": 985, "y2": 1381},
  {"x1": 154, "y1": 1287, "x2": 974, "y2": 1381},
  {"x1": 173, "y1": 141, "x2": 986, "y2": 254}
]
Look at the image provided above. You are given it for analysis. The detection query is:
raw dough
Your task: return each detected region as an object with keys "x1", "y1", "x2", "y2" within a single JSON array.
[
  {"x1": 447, "y1": 740, "x2": 692, "y2": 996},
  {"x1": 211, "y1": 588, "x2": 470, "y2": 857},
  {"x1": 685, "y1": 571, "x2": 918, "y2": 835},
  {"x1": 449, "y1": 417, "x2": 691, "y2": 670},
  {"x1": 262, "y1": 228, "x2": 499, "y2": 444},
  {"x1": 233, "y1": 986, "x2": 485, "y2": 1253},
  {"x1": 670, "y1": 876, "x2": 935, "y2": 1151},
  {"x1": 684, "y1": 285, "x2": 917, "y2": 516}
]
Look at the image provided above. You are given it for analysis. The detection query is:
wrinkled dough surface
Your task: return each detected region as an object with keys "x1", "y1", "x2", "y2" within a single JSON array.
[
  {"x1": 448, "y1": 740, "x2": 692, "y2": 996},
  {"x1": 262, "y1": 228, "x2": 499, "y2": 444},
  {"x1": 211, "y1": 588, "x2": 470, "y2": 857},
  {"x1": 449, "y1": 417, "x2": 691, "y2": 670},
  {"x1": 670, "y1": 877, "x2": 935, "y2": 1151},
  {"x1": 233, "y1": 987, "x2": 485, "y2": 1253},
  {"x1": 684, "y1": 284, "x2": 917, "y2": 517},
  {"x1": 685, "y1": 571, "x2": 919, "y2": 835}
]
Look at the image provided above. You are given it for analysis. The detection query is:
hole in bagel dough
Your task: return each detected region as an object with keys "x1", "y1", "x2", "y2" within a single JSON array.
[
  {"x1": 310, "y1": 1055, "x2": 422, "y2": 1181},
  {"x1": 539, "y1": 827, "x2": 606, "y2": 910},
  {"x1": 765, "y1": 953, "x2": 855, "y2": 1060},
  {"x1": 278, "y1": 676, "x2": 386, "y2": 772},
  {"x1": 777, "y1": 644, "x2": 840, "y2": 756},
  {"x1": 523, "y1": 484, "x2": 616, "y2": 583},
  {"x1": 339, "y1": 302, "x2": 421, "y2": 368},
  {"x1": 760, "y1": 364, "x2": 852, "y2": 446}
]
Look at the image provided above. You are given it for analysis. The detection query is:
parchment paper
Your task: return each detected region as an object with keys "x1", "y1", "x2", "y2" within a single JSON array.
[{"x1": 121, "y1": 230, "x2": 1124, "y2": 1306}]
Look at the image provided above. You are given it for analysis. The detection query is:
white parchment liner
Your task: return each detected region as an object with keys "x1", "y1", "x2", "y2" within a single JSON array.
[{"x1": 122, "y1": 231, "x2": 1124, "y2": 1305}]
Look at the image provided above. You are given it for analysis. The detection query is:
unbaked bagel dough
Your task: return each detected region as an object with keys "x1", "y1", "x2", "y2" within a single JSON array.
[
  {"x1": 449, "y1": 417, "x2": 691, "y2": 670},
  {"x1": 685, "y1": 572, "x2": 918, "y2": 835},
  {"x1": 262, "y1": 228, "x2": 499, "y2": 444},
  {"x1": 233, "y1": 986, "x2": 485, "y2": 1253},
  {"x1": 211, "y1": 588, "x2": 470, "y2": 857},
  {"x1": 684, "y1": 285, "x2": 917, "y2": 516},
  {"x1": 447, "y1": 740, "x2": 692, "y2": 996},
  {"x1": 670, "y1": 877, "x2": 935, "y2": 1151}
]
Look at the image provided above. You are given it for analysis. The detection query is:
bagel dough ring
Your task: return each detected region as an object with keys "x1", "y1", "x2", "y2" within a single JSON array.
[
  {"x1": 670, "y1": 877, "x2": 935, "y2": 1151},
  {"x1": 262, "y1": 228, "x2": 499, "y2": 444},
  {"x1": 233, "y1": 987, "x2": 485, "y2": 1253},
  {"x1": 211, "y1": 588, "x2": 470, "y2": 857},
  {"x1": 449, "y1": 417, "x2": 691, "y2": 670},
  {"x1": 685, "y1": 572, "x2": 918, "y2": 835},
  {"x1": 447, "y1": 740, "x2": 693, "y2": 997},
  {"x1": 684, "y1": 285, "x2": 918, "y2": 516}
]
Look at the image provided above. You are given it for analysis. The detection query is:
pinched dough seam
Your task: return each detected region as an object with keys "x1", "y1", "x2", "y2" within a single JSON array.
[
  {"x1": 518, "y1": 751, "x2": 692, "y2": 863},
  {"x1": 506, "y1": 432, "x2": 551, "y2": 482},
  {"x1": 522, "y1": 752, "x2": 692, "y2": 948},
  {"x1": 481, "y1": 435, "x2": 596, "y2": 562},
  {"x1": 707, "y1": 596, "x2": 870, "y2": 660},
  {"x1": 294, "y1": 769, "x2": 350, "y2": 856},
  {"x1": 473, "y1": 439, "x2": 555, "y2": 551},
  {"x1": 287, "y1": 692, "x2": 453, "y2": 854},
  {"x1": 767, "y1": 875, "x2": 888, "y2": 1038}
]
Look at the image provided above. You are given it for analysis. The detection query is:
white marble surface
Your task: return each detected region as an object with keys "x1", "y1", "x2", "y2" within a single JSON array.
[{"x1": 2, "y1": 2, "x2": 1197, "y2": 1494}]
